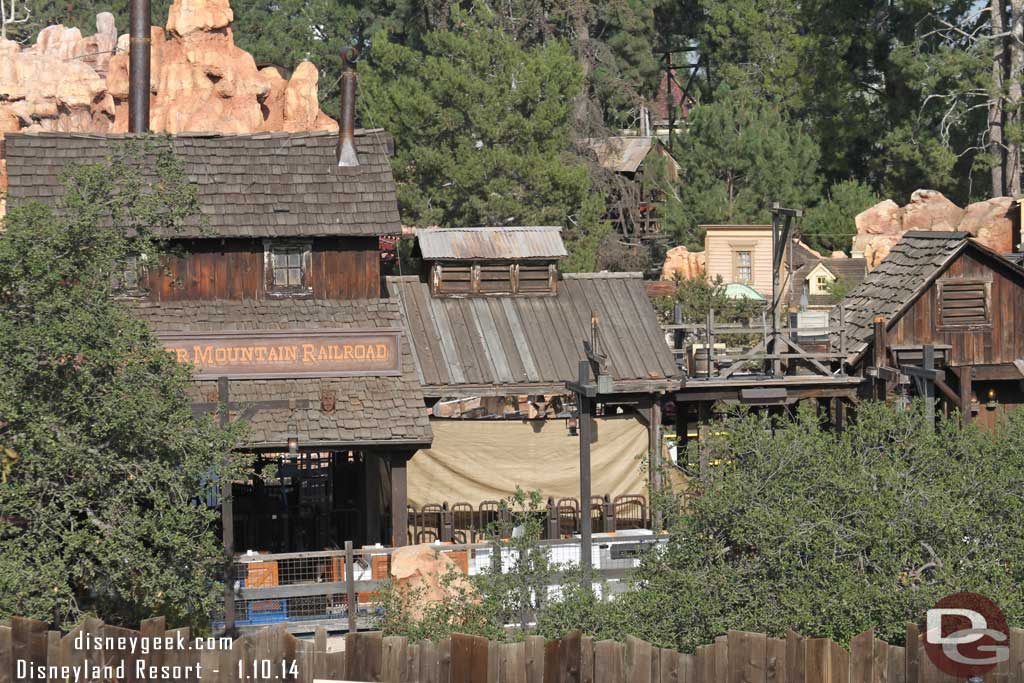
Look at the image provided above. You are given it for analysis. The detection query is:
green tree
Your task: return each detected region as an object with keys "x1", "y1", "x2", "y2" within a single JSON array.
[
  {"x1": 0, "y1": 138, "x2": 247, "y2": 630},
  {"x1": 606, "y1": 402, "x2": 1024, "y2": 650},
  {"x1": 667, "y1": 85, "x2": 821, "y2": 245},
  {"x1": 800, "y1": 179, "x2": 878, "y2": 255},
  {"x1": 359, "y1": 6, "x2": 609, "y2": 270}
]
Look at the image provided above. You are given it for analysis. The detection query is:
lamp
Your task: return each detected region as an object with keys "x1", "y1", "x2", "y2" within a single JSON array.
[
  {"x1": 287, "y1": 420, "x2": 299, "y2": 453},
  {"x1": 986, "y1": 387, "x2": 998, "y2": 410}
]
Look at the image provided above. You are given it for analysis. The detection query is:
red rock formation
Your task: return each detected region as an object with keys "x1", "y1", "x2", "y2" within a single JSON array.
[
  {"x1": 854, "y1": 190, "x2": 1016, "y2": 269},
  {"x1": 0, "y1": 0, "x2": 337, "y2": 220},
  {"x1": 390, "y1": 544, "x2": 479, "y2": 622},
  {"x1": 661, "y1": 245, "x2": 706, "y2": 281}
]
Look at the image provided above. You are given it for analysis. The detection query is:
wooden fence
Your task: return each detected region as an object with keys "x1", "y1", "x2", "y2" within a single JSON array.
[{"x1": 2, "y1": 616, "x2": 1022, "y2": 683}]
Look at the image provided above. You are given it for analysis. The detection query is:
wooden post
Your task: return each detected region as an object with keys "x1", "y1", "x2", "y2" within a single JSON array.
[
  {"x1": 838, "y1": 304, "x2": 847, "y2": 373},
  {"x1": 577, "y1": 360, "x2": 593, "y2": 588},
  {"x1": 218, "y1": 376, "x2": 236, "y2": 636},
  {"x1": 958, "y1": 367, "x2": 973, "y2": 427},
  {"x1": 697, "y1": 401, "x2": 710, "y2": 479},
  {"x1": 872, "y1": 316, "x2": 887, "y2": 400},
  {"x1": 390, "y1": 454, "x2": 409, "y2": 548},
  {"x1": 363, "y1": 452, "x2": 382, "y2": 544},
  {"x1": 440, "y1": 504, "x2": 454, "y2": 542},
  {"x1": 833, "y1": 397, "x2": 845, "y2": 433},
  {"x1": 546, "y1": 498, "x2": 559, "y2": 539},
  {"x1": 648, "y1": 399, "x2": 663, "y2": 532},
  {"x1": 344, "y1": 540, "x2": 357, "y2": 633},
  {"x1": 923, "y1": 345, "x2": 936, "y2": 427},
  {"x1": 707, "y1": 309, "x2": 716, "y2": 377}
]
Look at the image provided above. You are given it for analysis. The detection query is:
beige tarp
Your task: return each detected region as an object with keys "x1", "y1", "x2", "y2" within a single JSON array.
[{"x1": 408, "y1": 416, "x2": 651, "y2": 508}]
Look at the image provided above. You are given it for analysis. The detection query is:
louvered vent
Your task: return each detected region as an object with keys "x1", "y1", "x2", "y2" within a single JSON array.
[{"x1": 938, "y1": 280, "x2": 990, "y2": 327}]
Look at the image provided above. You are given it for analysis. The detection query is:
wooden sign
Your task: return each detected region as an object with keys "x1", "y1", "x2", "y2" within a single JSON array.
[{"x1": 158, "y1": 329, "x2": 403, "y2": 379}]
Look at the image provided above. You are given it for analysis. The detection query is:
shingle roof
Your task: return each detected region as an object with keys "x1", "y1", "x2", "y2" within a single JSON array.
[
  {"x1": 128, "y1": 299, "x2": 431, "y2": 448},
  {"x1": 784, "y1": 257, "x2": 866, "y2": 308},
  {"x1": 3, "y1": 130, "x2": 401, "y2": 238},
  {"x1": 830, "y1": 232, "x2": 968, "y2": 362},
  {"x1": 387, "y1": 272, "x2": 679, "y2": 397},
  {"x1": 417, "y1": 226, "x2": 567, "y2": 261}
]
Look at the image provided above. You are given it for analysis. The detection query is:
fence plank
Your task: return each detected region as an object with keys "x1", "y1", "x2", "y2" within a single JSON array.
[
  {"x1": 526, "y1": 636, "x2": 546, "y2": 683},
  {"x1": 12, "y1": 617, "x2": 48, "y2": 682},
  {"x1": 1009, "y1": 629, "x2": 1024, "y2": 683},
  {"x1": 729, "y1": 631, "x2": 767, "y2": 683},
  {"x1": 418, "y1": 640, "x2": 438, "y2": 683},
  {"x1": 716, "y1": 637, "x2": 730, "y2": 683},
  {"x1": 346, "y1": 631, "x2": 383, "y2": 682},
  {"x1": 500, "y1": 641, "x2": 527, "y2": 683},
  {"x1": 594, "y1": 641, "x2": 624, "y2": 683},
  {"x1": 544, "y1": 639, "x2": 560, "y2": 683},
  {"x1": 785, "y1": 633, "x2": 804, "y2": 683},
  {"x1": 698, "y1": 644, "x2": 713, "y2": 683},
  {"x1": 767, "y1": 638, "x2": 786, "y2": 683},
  {"x1": 904, "y1": 625, "x2": 920, "y2": 683},
  {"x1": 805, "y1": 639, "x2": 831, "y2": 683},
  {"x1": 45, "y1": 631, "x2": 60, "y2": 682},
  {"x1": 438, "y1": 637, "x2": 452, "y2": 683},
  {"x1": 849, "y1": 630, "x2": 874, "y2": 683},
  {"x1": 659, "y1": 648, "x2": 680, "y2": 683},
  {"x1": 679, "y1": 654, "x2": 695, "y2": 683},
  {"x1": 451, "y1": 633, "x2": 488, "y2": 683},
  {"x1": 0, "y1": 625, "x2": 10, "y2": 683},
  {"x1": 407, "y1": 642, "x2": 420, "y2": 683},
  {"x1": 626, "y1": 636, "x2": 653, "y2": 683},
  {"x1": 383, "y1": 636, "x2": 409, "y2": 683},
  {"x1": 830, "y1": 641, "x2": 849, "y2": 683},
  {"x1": 885, "y1": 647, "x2": 904, "y2": 683},
  {"x1": 581, "y1": 637, "x2": 595, "y2": 683},
  {"x1": 560, "y1": 631, "x2": 583, "y2": 683},
  {"x1": 872, "y1": 640, "x2": 888, "y2": 683},
  {"x1": 488, "y1": 641, "x2": 500, "y2": 683},
  {"x1": 324, "y1": 651, "x2": 347, "y2": 682}
]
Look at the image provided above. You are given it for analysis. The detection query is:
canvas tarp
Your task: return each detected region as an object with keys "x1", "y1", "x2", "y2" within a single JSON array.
[{"x1": 408, "y1": 416, "x2": 651, "y2": 507}]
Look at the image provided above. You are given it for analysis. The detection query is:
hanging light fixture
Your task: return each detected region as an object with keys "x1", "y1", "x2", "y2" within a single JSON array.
[{"x1": 287, "y1": 420, "x2": 299, "y2": 453}]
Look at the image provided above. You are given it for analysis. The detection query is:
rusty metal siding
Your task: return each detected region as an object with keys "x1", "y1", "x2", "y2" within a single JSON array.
[
  {"x1": 388, "y1": 273, "x2": 678, "y2": 395},
  {"x1": 418, "y1": 226, "x2": 568, "y2": 261}
]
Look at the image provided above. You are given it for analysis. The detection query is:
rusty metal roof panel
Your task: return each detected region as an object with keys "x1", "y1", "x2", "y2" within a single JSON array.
[
  {"x1": 418, "y1": 226, "x2": 567, "y2": 261},
  {"x1": 387, "y1": 272, "x2": 679, "y2": 396}
]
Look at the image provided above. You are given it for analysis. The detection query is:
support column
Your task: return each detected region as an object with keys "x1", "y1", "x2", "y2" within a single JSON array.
[
  {"x1": 218, "y1": 376, "x2": 236, "y2": 635},
  {"x1": 872, "y1": 316, "x2": 888, "y2": 401},
  {"x1": 648, "y1": 399, "x2": 663, "y2": 531},
  {"x1": 832, "y1": 397, "x2": 846, "y2": 433},
  {"x1": 363, "y1": 452, "x2": 382, "y2": 544},
  {"x1": 958, "y1": 366, "x2": 973, "y2": 427},
  {"x1": 389, "y1": 453, "x2": 410, "y2": 548}
]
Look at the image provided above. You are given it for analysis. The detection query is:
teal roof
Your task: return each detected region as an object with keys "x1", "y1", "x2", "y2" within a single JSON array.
[{"x1": 724, "y1": 282, "x2": 766, "y2": 300}]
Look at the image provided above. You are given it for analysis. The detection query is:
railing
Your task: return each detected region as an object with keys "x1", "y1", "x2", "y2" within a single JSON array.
[
  {"x1": 662, "y1": 306, "x2": 850, "y2": 379},
  {"x1": 225, "y1": 533, "x2": 670, "y2": 633},
  {"x1": 407, "y1": 493, "x2": 659, "y2": 545}
]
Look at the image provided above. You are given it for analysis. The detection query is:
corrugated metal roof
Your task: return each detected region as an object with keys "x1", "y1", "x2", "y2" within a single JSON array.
[
  {"x1": 418, "y1": 226, "x2": 567, "y2": 261},
  {"x1": 387, "y1": 273, "x2": 679, "y2": 396}
]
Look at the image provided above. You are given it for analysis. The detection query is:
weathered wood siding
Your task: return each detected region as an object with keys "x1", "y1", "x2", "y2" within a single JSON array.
[
  {"x1": 889, "y1": 249, "x2": 1024, "y2": 367},
  {"x1": 703, "y1": 226, "x2": 774, "y2": 297},
  {"x1": 143, "y1": 237, "x2": 380, "y2": 301}
]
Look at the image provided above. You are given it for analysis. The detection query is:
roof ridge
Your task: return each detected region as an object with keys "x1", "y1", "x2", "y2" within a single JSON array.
[{"x1": 563, "y1": 271, "x2": 642, "y2": 279}]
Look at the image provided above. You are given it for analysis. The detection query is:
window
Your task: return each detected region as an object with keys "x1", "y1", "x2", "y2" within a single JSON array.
[
  {"x1": 937, "y1": 279, "x2": 990, "y2": 328},
  {"x1": 816, "y1": 275, "x2": 830, "y2": 289},
  {"x1": 264, "y1": 241, "x2": 312, "y2": 297},
  {"x1": 735, "y1": 251, "x2": 752, "y2": 283},
  {"x1": 112, "y1": 254, "x2": 147, "y2": 296}
]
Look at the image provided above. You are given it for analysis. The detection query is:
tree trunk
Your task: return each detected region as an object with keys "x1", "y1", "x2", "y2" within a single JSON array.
[
  {"x1": 991, "y1": 0, "x2": 1008, "y2": 196},
  {"x1": 571, "y1": 0, "x2": 594, "y2": 133},
  {"x1": 1007, "y1": 0, "x2": 1024, "y2": 195}
]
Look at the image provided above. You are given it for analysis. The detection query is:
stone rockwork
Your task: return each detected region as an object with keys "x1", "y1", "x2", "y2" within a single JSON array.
[
  {"x1": 660, "y1": 245, "x2": 706, "y2": 281},
  {"x1": 389, "y1": 544, "x2": 479, "y2": 623},
  {"x1": 854, "y1": 190, "x2": 1015, "y2": 270},
  {"x1": 0, "y1": 0, "x2": 337, "y2": 219}
]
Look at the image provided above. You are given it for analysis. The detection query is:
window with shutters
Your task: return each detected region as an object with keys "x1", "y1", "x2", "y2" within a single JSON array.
[
  {"x1": 478, "y1": 263, "x2": 514, "y2": 293},
  {"x1": 937, "y1": 279, "x2": 990, "y2": 328},
  {"x1": 433, "y1": 263, "x2": 474, "y2": 295},
  {"x1": 431, "y1": 261, "x2": 556, "y2": 296},
  {"x1": 112, "y1": 253, "x2": 148, "y2": 297},
  {"x1": 264, "y1": 240, "x2": 312, "y2": 297}
]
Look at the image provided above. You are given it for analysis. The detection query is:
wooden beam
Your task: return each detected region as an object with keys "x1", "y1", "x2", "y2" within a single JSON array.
[
  {"x1": 577, "y1": 361, "x2": 594, "y2": 587},
  {"x1": 218, "y1": 376, "x2": 236, "y2": 636},
  {"x1": 970, "y1": 363, "x2": 1024, "y2": 380},
  {"x1": 872, "y1": 317, "x2": 888, "y2": 400},
  {"x1": 648, "y1": 400, "x2": 662, "y2": 532},
  {"x1": 956, "y1": 366, "x2": 973, "y2": 426},
  {"x1": 833, "y1": 397, "x2": 845, "y2": 433},
  {"x1": 390, "y1": 454, "x2": 410, "y2": 548}
]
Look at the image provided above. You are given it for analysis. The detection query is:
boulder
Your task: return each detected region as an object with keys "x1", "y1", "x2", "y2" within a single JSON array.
[
  {"x1": 901, "y1": 189, "x2": 964, "y2": 232},
  {"x1": 855, "y1": 199, "x2": 903, "y2": 236},
  {"x1": 959, "y1": 196, "x2": 1015, "y2": 253},
  {"x1": 166, "y1": 0, "x2": 233, "y2": 36},
  {"x1": 861, "y1": 235, "x2": 903, "y2": 271},
  {"x1": 390, "y1": 544, "x2": 479, "y2": 622},
  {"x1": 661, "y1": 245, "x2": 706, "y2": 281}
]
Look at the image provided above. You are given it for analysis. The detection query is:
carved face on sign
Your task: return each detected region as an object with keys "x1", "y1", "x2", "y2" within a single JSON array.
[{"x1": 321, "y1": 389, "x2": 337, "y2": 414}]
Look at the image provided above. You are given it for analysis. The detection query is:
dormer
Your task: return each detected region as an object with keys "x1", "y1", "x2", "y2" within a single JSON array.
[{"x1": 417, "y1": 226, "x2": 566, "y2": 297}]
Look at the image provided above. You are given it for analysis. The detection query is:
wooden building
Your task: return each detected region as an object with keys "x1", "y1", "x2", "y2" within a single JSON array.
[
  {"x1": 3, "y1": 129, "x2": 432, "y2": 551},
  {"x1": 833, "y1": 231, "x2": 1024, "y2": 429},
  {"x1": 388, "y1": 226, "x2": 680, "y2": 522}
]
